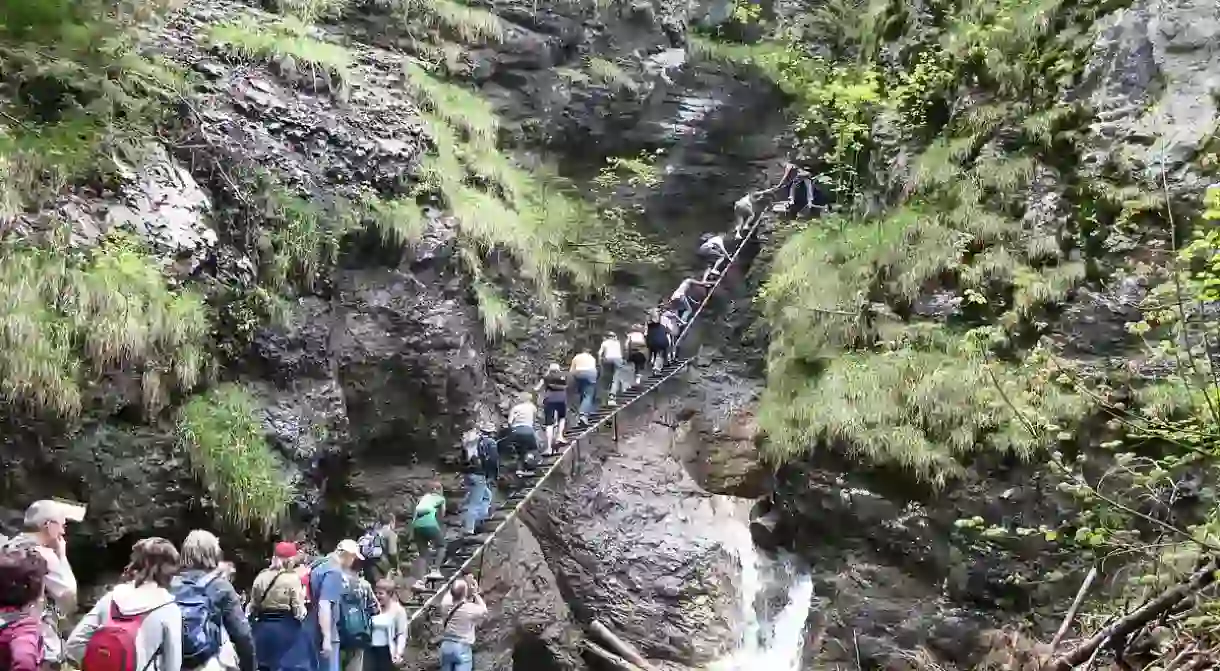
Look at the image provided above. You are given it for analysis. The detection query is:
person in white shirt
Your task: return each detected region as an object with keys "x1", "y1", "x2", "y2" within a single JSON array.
[
  {"x1": 364, "y1": 580, "x2": 406, "y2": 671},
  {"x1": 3, "y1": 500, "x2": 79, "y2": 665},
  {"x1": 597, "y1": 332, "x2": 624, "y2": 407},
  {"x1": 669, "y1": 277, "x2": 714, "y2": 323},
  {"x1": 624, "y1": 325, "x2": 649, "y2": 386},
  {"x1": 569, "y1": 350, "x2": 598, "y2": 426},
  {"x1": 733, "y1": 192, "x2": 763, "y2": 239},
  {"x1": 506, "y1": 393, "x2": 539, "y2": 476}
]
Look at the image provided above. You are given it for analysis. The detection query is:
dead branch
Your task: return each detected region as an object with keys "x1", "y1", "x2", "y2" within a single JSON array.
[
  {"x1": 1052, "y1": 566, "x2": 1099, "y2": 650},
  {"x1": 1050, "y1": 557, "x2": 1218, "y2": 670}
]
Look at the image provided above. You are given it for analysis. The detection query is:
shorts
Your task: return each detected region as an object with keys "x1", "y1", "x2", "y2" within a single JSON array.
[
  {"x1": 543, "y1": 398, "x2": 566, "y2": 425},
  {"x1": 509, "y1": 425, "x2": 538, "y2": 453},
  {"x1": 628, "y1": 351, "x2": 647, "y2": 368}
]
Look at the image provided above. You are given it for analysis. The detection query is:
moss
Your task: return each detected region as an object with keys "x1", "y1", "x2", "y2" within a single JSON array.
[{"x1": 176, "y1": 384, "x2": 292, "y2": 530}]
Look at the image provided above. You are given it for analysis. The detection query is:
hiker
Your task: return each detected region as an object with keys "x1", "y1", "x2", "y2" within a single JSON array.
[
  {"x1": 765, "y1": 162, "x2": 823, "y2": 218},
  {"x1": 645, "y1": 309, "x2": 670, "y2": 373},
  {"x1": 733, "y1": 191, "x2": 765, "y2": 239},
  {"x1": 0, "y1": 547, "x2": 48, "y2": 671},
  {"x1": 2, "y1": 500, "x2": 79, "y2": 666},
  {"x1": 625, "y1": 324, "x2": 648, "y2": 386},
  {"x1": 172, "y1": 530, "x2": 254, "y2": 671},
  {"x1": 597, "y1": 331, "x2": 625, "y2": 407},
  {"x1": 506, "y1": 393, "x2": 541, "y2": 475},
  {"x1": 299, "y1": 540, "x2": 363, "y2": 671},
  {"x1": 569, "y1": 349, "x2": 598, "y2": 426},
  {"x1": 246, "y1": 542, "x2": 306, "y2": 671},
  {"x1": 66, "y1": 537, "x2": 183, "y2": 671},
  {"x1": 669, "y1": 277, "x2": 715, "y2": 323},
  {"x1": 408, "y1": 482, "x2": 447, "y2": 592},
  {"x1": 697, "y1": 233, "x2": 730, "y2": 268},
  {"x1": 533, "y1": 364, "x2": 569, "y2": 452},
  {"x1": 437, "y1": 575, "x2": 487, "y2": 671},
  {"x1": 357, "y1": 517, "x2": 398, "y2": 586},
  {"x1": 461, "y1": 424, "x2": 498, "y2": 535},
  {"x1": 339, "y1": 567, "x2": 378, "y2": 671},
  {"x1": 363, "y1": 580, "x2": 406, "y2": 671}
]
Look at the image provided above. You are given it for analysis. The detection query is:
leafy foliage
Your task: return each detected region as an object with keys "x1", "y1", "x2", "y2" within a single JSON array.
[
  {"x1": 0, "y1": 234, "x2": 210, "y2": 418},
  {"x1": 176, "y1": 384, "x2": 292, "y2": 531}
]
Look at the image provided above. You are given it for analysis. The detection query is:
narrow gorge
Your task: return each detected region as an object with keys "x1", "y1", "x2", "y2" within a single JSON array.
[{"x1": 2, "y1": 0, "x2": 1220, "y2": 668}]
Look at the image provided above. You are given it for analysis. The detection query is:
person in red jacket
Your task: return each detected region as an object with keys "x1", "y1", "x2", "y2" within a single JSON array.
[{"x1": 0, "y1": 547, "x2": 48, "y2": 671}]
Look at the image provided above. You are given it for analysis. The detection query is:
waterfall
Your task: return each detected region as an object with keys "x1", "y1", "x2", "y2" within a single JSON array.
[{"x1": 709, "y1": 507, "x2": 814, "y2": 670}]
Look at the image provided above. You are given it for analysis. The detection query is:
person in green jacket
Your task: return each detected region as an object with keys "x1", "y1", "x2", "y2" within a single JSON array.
[{"x1": 409, "y1": 481, "x2": 447, "y2": 591}]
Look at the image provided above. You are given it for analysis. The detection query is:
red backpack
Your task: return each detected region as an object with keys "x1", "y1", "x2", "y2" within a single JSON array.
[{"x1": 81, "y1": 601, "x2": 167, "y2": 671}]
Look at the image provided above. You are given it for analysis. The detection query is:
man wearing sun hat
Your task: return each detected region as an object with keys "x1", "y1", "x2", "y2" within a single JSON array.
[
  {"x1": 1, "y1": 500, "x2": 80, "y2": 666},
  {"x1": 302, "y1": 539, "x2": 363, "y2": 671}
]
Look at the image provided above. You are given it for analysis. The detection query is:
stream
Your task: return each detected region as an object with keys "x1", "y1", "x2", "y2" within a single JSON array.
[{"x1": 709, "y1": 501, "x2": 814, "y2": 670}]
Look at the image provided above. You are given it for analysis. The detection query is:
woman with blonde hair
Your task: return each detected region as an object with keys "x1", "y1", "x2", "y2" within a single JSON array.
[
  {"x1": 364, "y1": 579, "x2": 406, "y2": 671},
  {"x1": 66, "y1": 538, "x2": 183, "y2": 671}
]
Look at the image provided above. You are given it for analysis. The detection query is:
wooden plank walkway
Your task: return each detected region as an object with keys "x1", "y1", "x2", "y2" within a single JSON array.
[{"x1": 403, "y1": 203, "x2": 769, "y2": 630}]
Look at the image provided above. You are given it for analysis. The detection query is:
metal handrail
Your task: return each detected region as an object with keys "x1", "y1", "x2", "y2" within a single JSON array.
[{"x1": 405, "y1": 201, "x2": 770, "y2": 630}]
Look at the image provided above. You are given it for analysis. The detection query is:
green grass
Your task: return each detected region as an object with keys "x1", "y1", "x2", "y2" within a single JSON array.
[
  {"x1": 0, "y1": 234, "x2": 210, "y2": 418},
  {"x1": 389, "y1": 0, "x2": 506, "y2": 44},
  {"x1": 362, "y1": 195, "x2": 428, "y2": 248},
  {"x1": 404, "y1": 62, "x2": 498, "y2": 148},
  {"x1": 176, "y1": 384, "x2": 292, "y2": 531},
  {"x1": 759, "y1": 331, "x2": 1090, "y2": 487},
  {"x1": 270, "y1": 0, "x2": 351, "y2": 21},
  {"x1": 261, "y1": 186, "x2": 340, "y2": 293},
  {"x1": 472, "y1": 281, "x2": 511, "y2": 338},
  {"x1": 586, "y1": 57, "x2": 638, "y2": 94},
  {"x1": 207, "y1": 17, "x2": 352, "y2": 93}
]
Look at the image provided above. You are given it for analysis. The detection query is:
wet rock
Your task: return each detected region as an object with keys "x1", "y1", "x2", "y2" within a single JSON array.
[
  {"x1": 676, "y1": 407, "x2": 767, "y2": 499},
  {"x1": 1081, "y1": 0, "x2": 1220, "y2": 191}
]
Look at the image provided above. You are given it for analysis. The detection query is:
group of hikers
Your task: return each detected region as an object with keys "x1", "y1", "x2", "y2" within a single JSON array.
[
  {"x1": 0, "y1": 501, "x2": 483, "y2": 671},
  {"x1": 0, "y1": 165, "x2": 819, "y2": 671},
  {"x1": 402, "y1": 165, "x2": 821, "y2": 584}
]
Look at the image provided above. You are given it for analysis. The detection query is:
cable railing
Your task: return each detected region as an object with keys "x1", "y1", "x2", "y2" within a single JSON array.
[{"x1": 403, "y1": 201, "x2": 770, "y2": 631}]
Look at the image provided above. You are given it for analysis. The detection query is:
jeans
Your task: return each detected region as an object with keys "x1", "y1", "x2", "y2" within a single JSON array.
[
  {"x1": 439, "y1": 640, "x2": 473, "y2": 671},
  {"x1": 461, "y1": 473, "x2": 492, "y2": 534},
  {"x1": 601, "y1": 358, "x2": 624, "y2": 399},
  {"x1": 573, "y1": 370, "x2": 597, "y2": 416}
]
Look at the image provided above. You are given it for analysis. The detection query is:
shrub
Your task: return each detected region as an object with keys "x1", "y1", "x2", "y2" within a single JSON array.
[{"x1": 176, "y1": 384, "x2": 292, "y2": 530}]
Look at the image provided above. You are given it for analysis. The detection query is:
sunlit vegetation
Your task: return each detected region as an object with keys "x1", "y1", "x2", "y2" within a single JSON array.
[
  {"x1": 207, "y1": 17, "x2": 352, "y2": 93},
  {"x1": 0, "y1": 234, "x2": 210, "y2": 419},
  {"x1": 586, "y1": 56, "x2": 638, "y2": 94},
  {"x1": 176, "y1": 384, "x2": 292, "y2": 531},
  {"x1": 377, "y1": 0, "x2": 506, "y2": 44}
]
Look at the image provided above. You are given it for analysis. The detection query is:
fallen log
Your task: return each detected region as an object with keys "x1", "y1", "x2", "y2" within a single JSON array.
[
  {"x1": 590, "y1": 619, "x2": 654, "y2": 671},
  {"x1": 583, "y1": 639, "x2": 646, "y2": 671},
  {"x1": 1050, "y1": 558, "x2": 1218, "y2": 670}
]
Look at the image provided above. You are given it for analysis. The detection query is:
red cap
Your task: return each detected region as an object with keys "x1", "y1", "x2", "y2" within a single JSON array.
[{"x1": 274, "y1": 542, "x2": 298, "y2": 559}]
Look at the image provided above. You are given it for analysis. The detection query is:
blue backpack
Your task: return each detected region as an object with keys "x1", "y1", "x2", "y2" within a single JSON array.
[{"x1": 172, "y1": 571, "x2": 223, "y2": 668}]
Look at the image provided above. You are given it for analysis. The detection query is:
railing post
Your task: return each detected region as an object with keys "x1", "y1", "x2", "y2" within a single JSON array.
[{"x1": 613, "y1": 414, "x2": 619, "y2": 442}]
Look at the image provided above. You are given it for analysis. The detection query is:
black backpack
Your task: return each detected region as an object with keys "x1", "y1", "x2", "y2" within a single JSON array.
[{"x1": 477, "y1": 435, "x2": 499, "y2": 473}]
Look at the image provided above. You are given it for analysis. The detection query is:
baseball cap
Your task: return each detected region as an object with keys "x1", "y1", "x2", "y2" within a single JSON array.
[
  {"x1": 274, "y1": 541, "x2": 299, "y2": 559},
  {"x1": 336, "y1": 539, "x2": 364, "y2": 560},
  {"x1": 24, "y1": 500, "x2": 74, "y2": 529}
]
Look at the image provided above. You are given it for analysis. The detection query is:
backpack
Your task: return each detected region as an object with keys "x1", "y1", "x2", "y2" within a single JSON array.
[
  {"x1": 357, "y1": 530, "x2": 384, "y2": 561},
  {"x1": 336, "y1": 579, "x2": 373, "y2": 649},
  {"x1": 81, "y1": 601, "x2": 168, "y2": 671},
  {"x1": 171, "y1": 571, "x2": 223, "y2": 668},
  {"x1": 477, "y1": 435, "x2": 499, "y2": 472}
]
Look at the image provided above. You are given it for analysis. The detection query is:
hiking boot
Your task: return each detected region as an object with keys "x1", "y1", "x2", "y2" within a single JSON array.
[
  {"x1": 556, "y1": 436, "x2": 568, "y2": 444},
  {"x1": 515, "y1": 469, "x2": 535, "y2": 477},
  {"x1": 607, "y1": 397, "x2": 617, "y2": 407},
  {"x1": 412, "y1": 580, "x2": 428, "y2": 591},
  {"x1": 426, "y1": 570, "x2": 444, "y2": 581},
  {"x1": 634, "y1": 375, "x2": 642, "y2": 385}
]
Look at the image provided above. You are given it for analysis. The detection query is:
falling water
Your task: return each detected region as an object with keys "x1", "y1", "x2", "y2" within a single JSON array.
[{"x1": 709, "y1": 504, "x2": 814, "y2": 671}]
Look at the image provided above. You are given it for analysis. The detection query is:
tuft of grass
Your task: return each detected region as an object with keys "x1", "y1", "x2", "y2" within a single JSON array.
[
  {"x1": 1012, "y1": 261, "x2": 1086, "y2": 317},
  {"x1": 362, "y1": 195, "x2": 428, "y2": 248},
  {"x1": 586, "y1": 56, "x2": 638, "y2": 94},
  {"x1": 405, "y1": 62, "x2": 499, "y2": 148},
  {"x1": 0, "y1": 234, "x2": 210, "y2": 418},
  {"x1": 472, "y1": 281, "x2": 511, "y2": 338},
  {"x1": 388, "y1": 0, "x2": 506, "y2": 44},
  {"x1": 758, "y1": 331, "x2": 1089, "y2": 488},
  {"x1": 270, "y1": 0, "x2": 351, "y2": 21},
  {"x1": 176, "y1": 384, "x2": 292, "y2": 531},
  {"x1": 207, "y1": 17, "x2": 352, "y2": 93},
  {"x1": 261, "y1": 186, "x2": 341, "y2": 293}
]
